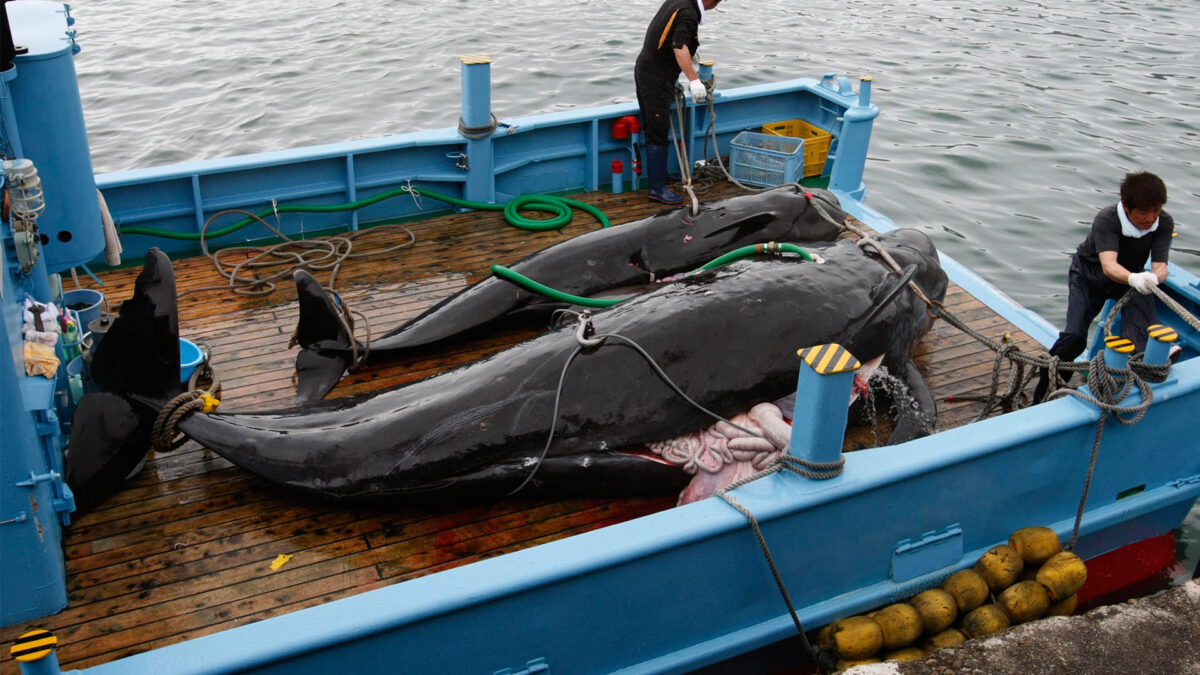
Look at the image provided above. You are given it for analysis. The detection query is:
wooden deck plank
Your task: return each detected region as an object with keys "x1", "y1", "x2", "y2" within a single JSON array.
[{"x1": 0, "y1": 182, "x2": 1053, "y2": 672}]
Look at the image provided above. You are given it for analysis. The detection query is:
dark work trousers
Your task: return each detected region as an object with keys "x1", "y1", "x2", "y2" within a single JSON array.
[
  {"x1": 1047, "y1": 254, "x2": 1157, "y2": 362},
  {"x1": 634, "y1": 58, "x2": 676, "y2": 147}
]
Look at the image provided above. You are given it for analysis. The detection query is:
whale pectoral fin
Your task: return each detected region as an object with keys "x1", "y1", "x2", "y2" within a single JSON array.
[
  {"x1": 295, "y1": 347, "x2": 352, "y2": 401},
  {"x1": 700, "y1": 212, "x2": 775, "y2": 239},
  {"x1": 65, "y1": 392, "x2": 157, "y2": 516},
  {"x1": 885, "y1": 360, "x2": 938, "y2": 444},
  {"x1": 293, "y1": 270, "x2": 355, "y2": 401}
]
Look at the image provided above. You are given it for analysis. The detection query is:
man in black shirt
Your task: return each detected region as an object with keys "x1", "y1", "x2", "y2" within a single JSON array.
[
  {"x1": 1033, "y1": 171, "x2": 1175, "y2": 403},
  {"x1": 635, "y1": 0, "x2": 723, "y2": 205}
]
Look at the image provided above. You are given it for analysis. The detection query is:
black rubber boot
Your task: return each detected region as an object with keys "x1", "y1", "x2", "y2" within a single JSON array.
[{"x1": 645, "y1": 144, "x2": 682, "y2": 205}]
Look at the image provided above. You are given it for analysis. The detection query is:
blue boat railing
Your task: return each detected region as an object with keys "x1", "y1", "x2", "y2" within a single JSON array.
[{"x1": 94, "y1": 68, "x2": 872, "y2": 261}]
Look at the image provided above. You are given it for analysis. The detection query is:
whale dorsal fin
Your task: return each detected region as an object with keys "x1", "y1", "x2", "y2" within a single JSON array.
[{"x1": 292, "y1": 270, "x2": 356, "y2": 401}]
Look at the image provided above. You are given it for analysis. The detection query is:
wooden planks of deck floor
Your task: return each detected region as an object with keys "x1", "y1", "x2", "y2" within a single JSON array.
[{"x1": 0, "y1": 181, "x2": 1043, "y2": 671}]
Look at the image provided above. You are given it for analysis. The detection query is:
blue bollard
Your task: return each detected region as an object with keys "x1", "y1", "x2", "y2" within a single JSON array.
[
  {"x1": 10, "y1": 630, "x2": 62, "y2": 675},
  {"x1": 1104, "y1": 335, "x2": 1135, "y2": 371},
  {"x1": 1144, "y1": 324, "x2": 1178, "y2": 366},
  {"x1": 789, "y1": 343, "x2": 860, "y2": 467}
]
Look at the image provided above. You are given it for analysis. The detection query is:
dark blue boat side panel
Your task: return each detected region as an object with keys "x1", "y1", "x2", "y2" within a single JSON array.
[{"x1": 80, "y1": 358, "x2": 1200, "y2": 674}]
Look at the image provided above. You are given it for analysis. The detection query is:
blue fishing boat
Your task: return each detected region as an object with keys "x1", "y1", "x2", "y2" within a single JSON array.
[{"x1": 2, "y1": 2, "x2": 1197, "y2": 672}]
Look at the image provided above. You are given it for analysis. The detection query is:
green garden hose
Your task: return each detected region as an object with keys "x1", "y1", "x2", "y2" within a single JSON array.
[
  {"x1": 117, "y1": 185, "x2": 610, "y2": 241},
  {"x1": 696, "y1": 242, "x2": 814, "y2": 270},
  {"x1": 490, "y1": 242, "x2": 814, "y2": 308}
]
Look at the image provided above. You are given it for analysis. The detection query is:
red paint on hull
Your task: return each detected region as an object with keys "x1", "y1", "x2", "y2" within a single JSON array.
[{"x1": 1076, "y1": 532, "x2": 1183, "y2": 612}]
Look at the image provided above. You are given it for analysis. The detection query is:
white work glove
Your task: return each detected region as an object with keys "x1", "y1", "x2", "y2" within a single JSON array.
[
  {"x1": 1127, "y1": 271, "x2": 1158, "y2": 295},
  {"x1": 688, "y1": 78, "x2": 708, "y2": 103}
]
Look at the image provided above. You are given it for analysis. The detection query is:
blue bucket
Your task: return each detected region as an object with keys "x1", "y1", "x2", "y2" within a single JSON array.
[
  {"x1": 62, "y1": 288, "x2": 105, "y2": 330},
  {"x1": 180, "y1": 338, "x2": 203, "y2": 383}
]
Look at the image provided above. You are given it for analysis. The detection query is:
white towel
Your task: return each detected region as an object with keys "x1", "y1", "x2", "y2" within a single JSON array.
[{"x1": 1117, "y1": 200, "x2": 1159, "y2": 239}]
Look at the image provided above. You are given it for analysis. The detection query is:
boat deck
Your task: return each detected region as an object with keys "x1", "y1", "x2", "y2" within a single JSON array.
[{"x1": 0, "y1": 181, "x2": 1045, "y2": 671}]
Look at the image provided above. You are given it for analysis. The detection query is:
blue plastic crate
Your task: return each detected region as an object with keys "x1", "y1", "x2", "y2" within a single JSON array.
[{"x1": 729, "y1": 130, "x2": 805, "y2": 187}]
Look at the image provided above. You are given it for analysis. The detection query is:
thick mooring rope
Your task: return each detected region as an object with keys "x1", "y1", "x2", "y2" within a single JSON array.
[
  {"x1": 829, "y1": 223, "x2": 1196, "y2": 556},
  {"x1": 151, "y1": 356, "x2": 222, "y2": 452},
  {"x1": 712, "y1": 452, "x2": 844, "y2": 669},
  {"x1": 1105, "y1": 284, "x2": 1200, "y2": 337}
]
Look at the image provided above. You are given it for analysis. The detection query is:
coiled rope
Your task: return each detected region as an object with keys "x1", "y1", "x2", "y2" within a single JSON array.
[
  {"x1": 183, "y1": 207, "x2": 417, "y2": 299},
  {"x1": 842, "y1": 221, "x2": 1194, "y2": 553},
  {"x1": 1049, "y1": 349, "x2": 1166, "y2": 552},
  {"x1": 151, "y1": 354, "x2": 222, "y2": 452},
  {"x1": 458, "y1": 112, "x2": 500, "y2": 140}
]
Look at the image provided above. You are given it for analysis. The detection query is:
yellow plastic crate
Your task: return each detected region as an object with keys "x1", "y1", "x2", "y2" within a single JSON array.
[{"x1": 762, "y1": 119, "x2": 831, "y2": 177}]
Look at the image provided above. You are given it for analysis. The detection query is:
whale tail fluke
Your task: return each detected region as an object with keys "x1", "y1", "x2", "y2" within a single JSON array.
[
  {"x1": 292, "y1": 270, "x2": 356, "y2": 401},
  {"x1": 66, "y1": 248, "x2": 185, "y2": 515}
]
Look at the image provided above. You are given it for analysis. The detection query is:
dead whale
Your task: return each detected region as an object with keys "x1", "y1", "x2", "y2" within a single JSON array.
[
  {"x1": 65, "y1": 227, "x2": 945, "y2": 513},
  {"x1": 293, "y1": 185, "x2": 846, "y2": 400}
]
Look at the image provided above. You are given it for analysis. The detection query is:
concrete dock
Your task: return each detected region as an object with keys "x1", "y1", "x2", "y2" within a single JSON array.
[{"x1": 848, "y1": 579, "x2": 1200, "y2": 674}]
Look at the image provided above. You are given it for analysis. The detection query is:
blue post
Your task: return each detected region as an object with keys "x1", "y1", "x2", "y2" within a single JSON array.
[
  {"x1": 459, "y1": 55, "x2": 495, "y2": 205},
  {"x1": 10, "y1": 630, "x2": 62, "y2": 675},
  {"x1": 1103, "y1": 335, "x2": 1134, "y2": 371},
  {"x1": 789, "y1": 344, "x2": 860, "y2": 466},
  {"x1": 1144, "y1": 324, "x2": 1177, "y2": 365},
  {"x1": 829, "y1": 76, "x2": 879, "y2": 202}
]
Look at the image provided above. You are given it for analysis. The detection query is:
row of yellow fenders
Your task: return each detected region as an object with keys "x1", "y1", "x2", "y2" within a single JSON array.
[{"x1": 819, "y1": 526, "x2": 1087, "y2": 670}]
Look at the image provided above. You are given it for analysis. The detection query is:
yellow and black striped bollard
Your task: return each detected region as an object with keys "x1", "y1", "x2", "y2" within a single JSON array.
[{"x1": 11, "y1": 629, "x2": 61, "y2": 675}]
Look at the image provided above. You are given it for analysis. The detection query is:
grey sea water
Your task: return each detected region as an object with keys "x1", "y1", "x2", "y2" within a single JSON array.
[{"x1": 70, "y1": 0, "x2": 1197, "y2": 571}]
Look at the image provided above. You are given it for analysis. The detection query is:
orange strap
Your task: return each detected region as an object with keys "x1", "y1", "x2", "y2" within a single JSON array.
[{"x1": 657, "y1": 9, "x2": 680, "y2": 50}]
